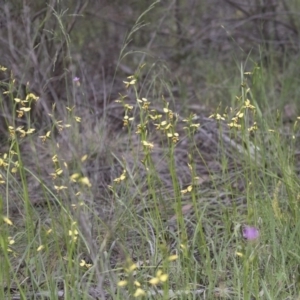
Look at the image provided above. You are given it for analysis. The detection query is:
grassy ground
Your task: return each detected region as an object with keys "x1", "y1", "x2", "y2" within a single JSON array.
[{"x1": 1, "y1": 2, "x2": 300, "y2": 300}]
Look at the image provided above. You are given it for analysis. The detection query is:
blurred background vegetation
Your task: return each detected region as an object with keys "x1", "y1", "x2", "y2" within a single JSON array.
[{"x1": 1, "y1": 0, "x2": 300, "y2": 136}]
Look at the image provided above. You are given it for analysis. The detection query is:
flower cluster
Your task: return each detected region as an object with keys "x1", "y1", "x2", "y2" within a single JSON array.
[{"x1": 117, "y1": 256, "x2": 176, "y2": 298}]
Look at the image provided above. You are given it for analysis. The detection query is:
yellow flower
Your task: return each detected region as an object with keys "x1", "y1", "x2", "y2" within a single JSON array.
[
  {"x1": 81, "y1": 155, "x2": 88, "y2": 162},
  {"x1": 149, "y1": 277, "x2": 159, "y2": 285},
  {"x1": 20, "y1": 107, "x2": 31, "y2": 112},
  {"x1": 125, "y1": 263, "x2": 137, "y2": 274},
  {"x1": 134, "y1": 281, "x2": 141, "y2": 287},
  {"x1": 3, "y1": 217, "x2": 13, "y2": 225},
  {"x1": 26, "y1": 93, "x2": 39, "y2": 101},
  {"x1": 54, "y1": 185, "x2": 68, "y2": 191},
  {"x1": 37, "y1": 245, "x2": 45, "y2": 252},
  {"x1": 46, "y1": 229, "x2": 52, "y2": 235},
  {"x1": 133, "y1": 288, "x2": 145, "y2": 297},
  {"x1": 11, "y1": 167, "x2": 18, "y2": 173},
  {"x1": 26, "y1": 128, "x2": 35, "y2": 134},
  {"x1": 168, "y1": 254, "x2": 178, "y2": 261},
  {"x1": 123, "y1": 79, "x2": 136, "y2": 88},
  {"x1": 244, "y1": 99, "x2": 255, "y2": 109},
  {"x1": 0, "y1": 175, "x2": 5, "y2": 184},
  {"x1": 8, "y1": 237, "x2": 15, "y2": 245},
  {"x1": 16, "y1": 110, "x2": 24, "y2": 118},
  {"x1": 117, "y1": 280, "x2": 128, "y2": 287},
  {"x1": 113, "y1": 170, "x2": 126, "y2": 183},
  {"x1": 70, "y1": 173, "x2": 81, "y2": 182},
  {"x1": 80, "y1": 259, "x2": 92, "y2": 268},
  {"x1": 142, "y1": 141, "x2": 154, "y2": 150},
  {"x1": 187, "y1": 185, "x2": 192, "y2": 192},
  {"x1": 79, "y1": 177, "x2": 92, "y2": 187},
  {"x1": 209, "y1": 113, "x2": 225, "y2": 120},
  {"x1": 149, "y1": 270, "x2": 168, "y2": 285},
  {"x1": 69, "y1": 227, "x2": 79, "y2": 242},
  {"x1": 156, "y1": 270, "x2": 168, "y2": 282}
]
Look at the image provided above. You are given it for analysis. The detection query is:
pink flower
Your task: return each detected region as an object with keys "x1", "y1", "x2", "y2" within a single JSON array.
[{"x1": 243, "y1": 226, "x2": 259, "y2": 240}]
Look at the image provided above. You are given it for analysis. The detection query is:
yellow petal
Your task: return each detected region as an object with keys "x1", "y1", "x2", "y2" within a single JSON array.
[
  {"x1": 3, "y1": 217, "x2": 13, "y2": 225},
  {"x1": 133, "y1": 288, "x2": 145, "y2": 297}
]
